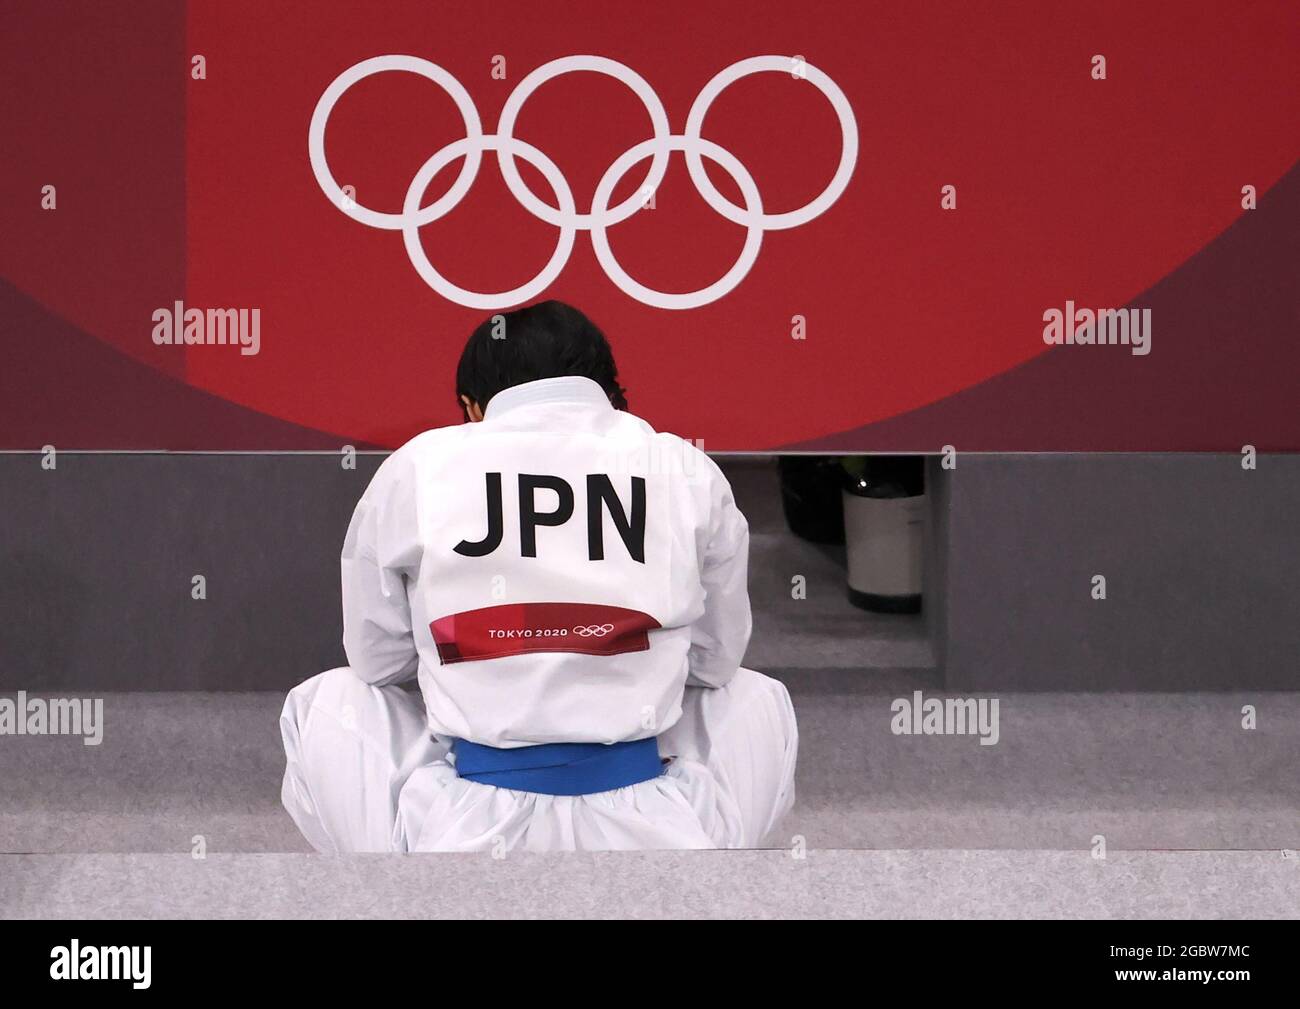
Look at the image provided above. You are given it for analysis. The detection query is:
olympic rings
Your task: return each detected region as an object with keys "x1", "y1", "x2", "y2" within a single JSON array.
[
  {"x1": 310, "y1": 54, "x2": 857, "y2": 309},
  {"x1": 572, "y1": 624, "x2": 616, "y2": 637}
]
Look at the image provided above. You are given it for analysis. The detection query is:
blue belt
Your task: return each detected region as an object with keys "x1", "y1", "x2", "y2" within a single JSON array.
[{"x1": 450, "y1": 737, "x2": 663, "y2": 796}]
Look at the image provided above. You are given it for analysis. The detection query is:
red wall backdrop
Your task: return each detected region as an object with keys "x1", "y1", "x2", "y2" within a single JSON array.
[{"x1": 1, "y1": 0, "x2": 1297, "y2": 451}]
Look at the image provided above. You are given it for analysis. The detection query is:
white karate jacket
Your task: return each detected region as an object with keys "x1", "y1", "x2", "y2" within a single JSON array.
[{"x1": 340, "y1": 375, "x2": 751, "y2": 748}]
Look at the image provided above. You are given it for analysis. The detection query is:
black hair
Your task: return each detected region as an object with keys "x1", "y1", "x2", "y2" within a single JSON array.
[{"x1": 455, "y1": 300, "x2": 628, "y2": 418}]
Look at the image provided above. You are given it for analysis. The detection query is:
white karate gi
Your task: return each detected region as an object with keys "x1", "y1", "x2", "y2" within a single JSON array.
[{"x1": 280, "y1": 376, "x2": 797, "y2": 851}]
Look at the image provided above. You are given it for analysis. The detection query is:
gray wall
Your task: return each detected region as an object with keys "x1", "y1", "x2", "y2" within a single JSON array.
[
  {"x1": 923, "y1": 455, "x2": 950, "y2": 674},
  {"x1": 940, "y1": 454, "x2": 1300, "y2": 690},
  {"x1": 0, "y1": 453, "x2": 376, "y2": 690},
  {"x1": 0, "y1": 453, "x2": 1296, "y2": 692}
]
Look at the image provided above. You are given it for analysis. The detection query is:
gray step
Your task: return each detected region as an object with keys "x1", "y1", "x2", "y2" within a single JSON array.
[
  {"x1": 2, "y1": 688, "x2": 1295, "y2": 854},
  {"x1": 3, "y1": 849, "x2": 1295, "y2": 919}
]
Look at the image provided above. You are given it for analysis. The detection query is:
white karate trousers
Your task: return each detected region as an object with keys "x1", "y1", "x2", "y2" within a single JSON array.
[{"x1": 280, "y1": 667, "x2": 798, "y2": 852}]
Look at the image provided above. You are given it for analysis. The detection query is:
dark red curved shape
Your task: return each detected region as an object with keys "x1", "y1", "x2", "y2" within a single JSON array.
[
  {"x1": 0, "y1": 279, "x2": 377, "y2": 450},
  {"x1": 787, "y1": 160, "x2": 1300, "y2": 452}
]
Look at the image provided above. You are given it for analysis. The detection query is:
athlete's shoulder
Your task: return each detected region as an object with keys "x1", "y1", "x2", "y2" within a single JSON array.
[
  {"x1": 654, "y1": 428, "x2": 726, "y2": 484},
  {"x1": 608, "y1": 406, "x2": 659, "y2": 438},
  {"x1": 394, "y1": 424, "x2": 472, "y2": 456},
  {"x1": 370, "y1": 424, "x2": 471, "y2": 481}
]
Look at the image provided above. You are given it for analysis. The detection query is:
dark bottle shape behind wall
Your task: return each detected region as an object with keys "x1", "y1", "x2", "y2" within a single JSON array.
[{"x1": 777, "y1": 456, "x2": 847, "y2": 545}]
